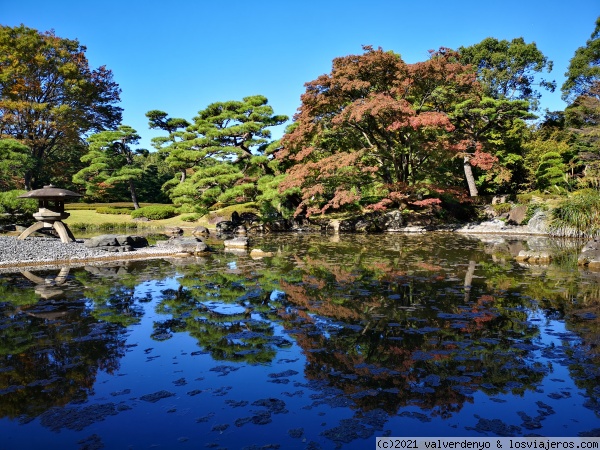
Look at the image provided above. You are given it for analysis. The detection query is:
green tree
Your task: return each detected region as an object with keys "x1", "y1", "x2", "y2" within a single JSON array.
[
  {"x1": 73, "y1": 126, "x2": 145, "y2": 208},
  {"x1": 458, "y1": 37, "x2": 555, "y2": 194},
  {"x1": 151, "y1": 95, "x2": 287, "y2": 209},
  {"x1": 0, "y1": 139, "x2": 33, "y2": 190},
  {"x1": 523, "y1": 128, "x2": 575, "y2": 190},
  {"x1": 0, "y1": 25, "x2": 122, "y2": 190},
  {"x1": 459, "y1": 37, "x2": 555, "y2": 109},
  {"x1": 146, "y1": 110, "x2": 190, "y2": 185},
  {"x1": 562, "y1": 17, "x2": 600, "y2": 102}
]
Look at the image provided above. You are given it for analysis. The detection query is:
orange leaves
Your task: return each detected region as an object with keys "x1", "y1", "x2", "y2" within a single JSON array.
[
  {"x1": 279, "y1": 45, "x2": 488, "y2": 215},
  {"x1": 469, "y1": 150, "x2": 498, "y2": 170},
  {"x1": 411, "y1": 198, "x2": 442, "y2": 207}
]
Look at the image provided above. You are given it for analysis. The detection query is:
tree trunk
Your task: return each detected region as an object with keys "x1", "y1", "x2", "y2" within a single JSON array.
[
  {"x1": 180, "y1": 170, "x2": 186, "y2": 183},
  {"x1": 24, "y1": 170, "x2": 32, "y2": 191},
  {"x1": 129, "y1": 179, "x2": 140, "y2": 209},
  {"x1": 463, "y1": 155, "x2": 478, "y2": 197}
]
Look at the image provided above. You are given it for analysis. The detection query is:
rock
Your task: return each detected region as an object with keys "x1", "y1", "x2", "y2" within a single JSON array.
[
  {"x1": 235, "y1": 225, "x2": 247, "y2": 235},
  {"x1": 84, "y1": 234, "x2": 148, "y2": 252},
  {"x1": 84, "y1": 234, "x2": 119, "y2": 248},
  {"x1": 329, "y1": 220, "x2": 341, "y2": 233},
  {"x1": 515, "y1": 250, "x2": 551, "y2": 264},
  {"x1": 231, "y1": 211, "x2": 241, "y2": 224},
  {"x1": 165, "y1": 226, "x2": 184, "y2": 236},
  {"x1": 492, "y1": 195, "x2": 509, "y2": 205},
  {"x1": 117, "y1": 235, "x2": 148, "y2": 248},
  {"x1": 507, "y1": 205, "x2": 528, "y2": 225},
  {"x1": 250, "y1": 248, "x2": 274, "y2": 259},
  {"x1": 267, "y1": 219, "x2": 292, "y2": 232},
  {"x1": 216, "y1": 221, "x2": 236, "y2": 234},
  {"x1": 240, "y1": 212, "x2": 260, "y2": 224},
  {"x1": 224, "y1": 237, "x2": 249, "y2": 248},
  {"x1": 578, "y1": 238, "x2": 600, "y2": 267},
  {"x1": 381, "y1": 210, "x2": 405, "y2": 231},
  {"x1": 192, "y1": 226, "x2": 210, "y2": 236},
  {"x1": 526, "y1": 210, "x2": 550, "y2": 235},
  {"x1": 156, "y1": 237, "x2": 208, "y2": 254}
]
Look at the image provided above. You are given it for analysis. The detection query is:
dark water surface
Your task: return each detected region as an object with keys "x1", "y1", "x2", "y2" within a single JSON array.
[{"x1": 1, "y1": 233, "x2": 599, "y2": 449}]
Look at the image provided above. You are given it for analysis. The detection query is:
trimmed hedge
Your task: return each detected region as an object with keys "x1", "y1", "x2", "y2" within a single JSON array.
[
  {"x1": 96, "y1": 207, "x2": 133, "y2": 215},
  {"x1": 130, "y1": 205, "x2": 178, "y2": 220}
]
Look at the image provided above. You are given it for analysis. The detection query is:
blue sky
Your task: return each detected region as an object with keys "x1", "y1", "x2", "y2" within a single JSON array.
[{"x1": 4, "y1": 0, "x2": 599, "y2": 149}]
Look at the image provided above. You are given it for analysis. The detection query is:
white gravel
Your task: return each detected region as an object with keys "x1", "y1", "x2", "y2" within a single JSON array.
[{"x1": 0, "y1": 236, "x2": 179, "y2": 269}]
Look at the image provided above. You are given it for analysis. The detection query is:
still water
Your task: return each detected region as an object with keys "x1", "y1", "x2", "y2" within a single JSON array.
[{"x1": 0, "y1": 233, "x2": 599, "y2": 449}]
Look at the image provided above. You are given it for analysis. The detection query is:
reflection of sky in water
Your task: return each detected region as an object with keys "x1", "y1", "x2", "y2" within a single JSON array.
[{"x1": 0, "y1": 234, "x2": 599, "y2": 449}]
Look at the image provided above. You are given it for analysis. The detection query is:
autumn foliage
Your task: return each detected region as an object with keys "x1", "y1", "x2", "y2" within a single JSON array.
[{"x1": 278, "y1": 46, "x2": 541, "y2": 216}]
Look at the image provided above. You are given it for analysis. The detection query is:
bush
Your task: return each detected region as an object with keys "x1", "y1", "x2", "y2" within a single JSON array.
[
  {"x1": 96, "y1": 206, "x2": 133, "y2": 215},
  {"x1": 0, "y1": 190, "x2": 37, "y2": 225},
  {"x1": 130, "y1": 205, "x2": 177, "y2": 220},
  {"x1": 550, "y1": 189, "x2": 600, "y2": 238},
  {"x1": 491, "y1": 203, "x2": 512, "y2": 215},
  {"x1": 180, "y1": 213, "x2": 201, "y2": 222}
]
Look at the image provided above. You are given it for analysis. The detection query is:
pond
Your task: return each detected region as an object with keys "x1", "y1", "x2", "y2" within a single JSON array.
[{"x1": 0, "y1": 233, "x2": 599, "y2": 449}]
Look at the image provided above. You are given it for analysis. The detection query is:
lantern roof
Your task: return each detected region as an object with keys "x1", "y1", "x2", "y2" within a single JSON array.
[{"x1": 18, "y1": 185, "x2": 83, "y2": 200}]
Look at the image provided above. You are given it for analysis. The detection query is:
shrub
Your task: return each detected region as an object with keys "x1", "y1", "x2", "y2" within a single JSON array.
[
  {"x1": 0, "y1": 190, "x2": 37, "y2": 225},
  {"x1": 491, "y1": 203, "x2": 512, "y2": 215},
  {"x1": 550, "y1": 189, "x2": 600, "y2": 238},
  {"x1": 130, "y1": 205, "x2": 177, "y2": 220},
  {"x1": 96, "y1": 207, "x2": 133, "y2": 215},
  {"x1": 180, "y1": 213, "x2": 201, "y2": 222}
]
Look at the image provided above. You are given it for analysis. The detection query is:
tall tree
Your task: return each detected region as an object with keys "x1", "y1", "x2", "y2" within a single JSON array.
[
  {"x1": 0, "y1": 138, "x2": 33, "y2": 190},
  {"x1": 459, "y1": 37, "x2": 555, "y2": 109},
  {"x1": 73, "y1": 126, "x2": 145, "y2": 208},
  {"x1": 146, "y1": 110, "x2": 190, "y2": 184},
  {"x1": 152, "y1": 95, "x2": 287, "y2": 209},
  {"x1": 280, "y1": 46, "x2": 508, "y2": 214},
  {"x1": 0, "y1": 25, "x2": 122, "y2": 190},
  {"x1": 562, "y1": 17, "x2": 600, "y2": 102},
  {"x1": 457, "y1": 37, "x2": 554, "y2": 194}
]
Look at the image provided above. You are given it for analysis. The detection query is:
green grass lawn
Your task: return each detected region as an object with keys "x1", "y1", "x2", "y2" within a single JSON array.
[{"x1": 63, "y1": 202, "x2": 261, "y2": 233}]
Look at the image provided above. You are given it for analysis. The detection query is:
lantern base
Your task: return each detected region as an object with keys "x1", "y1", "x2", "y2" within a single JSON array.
[{"x1": 17, "y1": 220, "x2": 77, "y2": 244}]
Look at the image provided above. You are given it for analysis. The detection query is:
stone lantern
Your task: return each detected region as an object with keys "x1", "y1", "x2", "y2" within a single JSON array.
[{"x1": 17, "y1": 185, "x2": 82, "y2": 243}]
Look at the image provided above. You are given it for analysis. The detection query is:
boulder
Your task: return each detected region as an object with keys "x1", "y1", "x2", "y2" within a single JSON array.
[
  {"x1": 84, "y1": 234, "x2": 119, "y2": 248},
  {"x1": 192, "y1": 226, "x2": 210, "y2": 236},
  {"x1": 267, "y1": 219, "x2": 292, "y2": 232},
  {"x1": 526, "y1": 210, "x2": 550, "y2": 235},
  {"x1": 165, "y1": 226, "x2": 184, "y2": 236},
  {"x1": 381, "y1": 210, "x2": 405, "y2": 231},
  {"x1": 156, "y1": 237, "x2": 208, "y2": 254},
  {"x1": 224, "y1": 237, "x2": 249, "y2": 248},
  {"x1": 117, "y1": 235, "x2": 148, "y2": 248},
  {"x1": 578, "y1": 238, "x2": 600, "y2": 269},
  {"x1": 507, "y1": 205, "x2": 528, "y2": 225},
  {"x1": 84, "y1": 234, "x2": 148, "y2": 251},
  {"x1": 216, "y1": 220, "x2": 236, "y2": 234},
  {"x1": 240, "y1": 212, "x2": 260, "y2": 224}
]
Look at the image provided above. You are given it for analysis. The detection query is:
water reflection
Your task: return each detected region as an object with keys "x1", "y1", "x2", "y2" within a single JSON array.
[{"x1": 0, "y1": 234, "x2": 599, "y2": 447}]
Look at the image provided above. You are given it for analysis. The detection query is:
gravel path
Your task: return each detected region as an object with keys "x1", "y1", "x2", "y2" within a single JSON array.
[{"x1": 0, "y1": 236, "x2": 179, "y2": 269}]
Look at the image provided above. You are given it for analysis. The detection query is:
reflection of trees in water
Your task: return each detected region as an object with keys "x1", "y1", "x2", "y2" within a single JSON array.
[
  {"x1": 274, "y1": 239, "x2": 546, "y2": 418},
  {"x1": 154, "y1": 256, "x2": 293, "y2": 364},
  {"x1": 0, "y1": 261, "x2": 170, "y2": 421},
  {"x1": 0, "y1": 297, "x2": 126, "y2": 420},
  {"x1": 483, "y1": 242, "x2": 600, "y2": 417}
]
